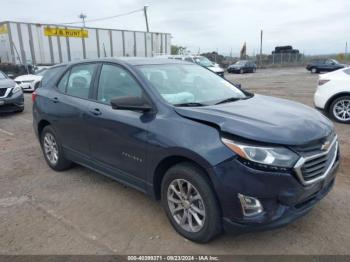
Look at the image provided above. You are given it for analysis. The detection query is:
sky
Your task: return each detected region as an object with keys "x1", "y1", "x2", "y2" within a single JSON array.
[{"x1": 2, "y1": 0, "x2": 349, "y2": 56}]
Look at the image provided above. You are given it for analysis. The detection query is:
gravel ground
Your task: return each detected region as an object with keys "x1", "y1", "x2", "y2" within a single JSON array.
[{"x1": 0, "y1": 67, "x2": 349, "y2": 255}]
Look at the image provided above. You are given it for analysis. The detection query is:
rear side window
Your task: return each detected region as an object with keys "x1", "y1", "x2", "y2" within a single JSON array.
[
  {"x1": 66, "y1": 64, "x2": 97, "y2": 99},
  {"x1": 57, "y1": 70, "x2": 70, "y2": 92},
  {"x1": 41, "y1": 66, "x2": 65, "y2": 87},
  {"x1": 97, "y1": 64, "x2": 142, "y2": 104}
]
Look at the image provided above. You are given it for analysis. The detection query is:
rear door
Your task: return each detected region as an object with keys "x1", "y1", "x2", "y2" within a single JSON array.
[
  {"x1": 49, "y1": 63, "x2": 99, "y2": 158},
  {"x1": 86, "y1": 63, "x2": 150, "y2": 190}
]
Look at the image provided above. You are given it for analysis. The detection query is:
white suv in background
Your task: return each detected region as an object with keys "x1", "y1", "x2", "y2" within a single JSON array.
[
  {"x1": 159, "y1": 55, "x2": 225, "y2": 77},
  {"x1": 14, "y1": 67, "x2": 49, "y2": 92},
  {"x1": 314, "y1": 67, "x2": 350, "y2": 123}
]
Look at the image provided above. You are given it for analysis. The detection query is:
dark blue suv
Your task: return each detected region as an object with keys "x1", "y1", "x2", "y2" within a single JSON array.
[{"x1": 33, "y1": 58, "x2": 340, "y2": 243}]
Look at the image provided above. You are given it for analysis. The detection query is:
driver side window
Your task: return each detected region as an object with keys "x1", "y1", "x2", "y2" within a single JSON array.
[{"x1": 97, "y1": 64, "x2": 142, "y2": 104}]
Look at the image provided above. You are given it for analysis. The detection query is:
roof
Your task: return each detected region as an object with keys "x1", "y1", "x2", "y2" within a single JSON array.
[{"x1": 66, "y1": 57, "x2": 193, "y2": 66}]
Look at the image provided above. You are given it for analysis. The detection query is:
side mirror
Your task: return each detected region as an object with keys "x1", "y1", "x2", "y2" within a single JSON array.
[{"x1": 110, "y1": 96, "x2": 152, "y2": 112}]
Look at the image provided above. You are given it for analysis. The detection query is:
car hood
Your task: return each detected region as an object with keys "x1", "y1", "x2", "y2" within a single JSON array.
[
  {"x1": 174, "y1": 94, "x2": 333, "y2": 146},
  {"x1": 0, "y1": 79, "x2": 16, "y2": 88},
  {"x1": 15, "y1": 74, "x2": 42, "y2": 81},
  {"x1": 207, "y1": 66, "x2": 224, "y2": 73}
]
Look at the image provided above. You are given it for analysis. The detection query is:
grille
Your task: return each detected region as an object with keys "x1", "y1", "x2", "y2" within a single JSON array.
[
  {"x1": 294, "y1": 136, "x2": 338, "y2": 185},
  {"x1": 301, "y1": 146, "x2": 335, "y2": 181},
  {"x1": 0, "y1": 88, "x2": 7, "y2": 97}
]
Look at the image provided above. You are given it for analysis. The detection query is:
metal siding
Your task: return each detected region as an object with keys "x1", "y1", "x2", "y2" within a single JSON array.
[{"x1": 0, "y1": 21, "x2": 171, "y2": 64}]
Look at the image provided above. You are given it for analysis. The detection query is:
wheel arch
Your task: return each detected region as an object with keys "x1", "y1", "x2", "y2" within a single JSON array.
[
  {"x1": 152, "y1": 155, "x2": 214, "y2": 201},
  {"x1": 325, "y1": 92, "x2": 350, "y2": 113},
  {"x1": 37, "y1": 119, "x2": 51, "y2": 138}
]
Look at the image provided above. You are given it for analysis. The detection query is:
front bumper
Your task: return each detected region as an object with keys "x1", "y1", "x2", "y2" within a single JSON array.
[
  {"x1": 0, "y1": 91, "x2": 24, "y2": 113},
  {"x1": 208, "y1": 153, "x2": 339, "y2": 234}
]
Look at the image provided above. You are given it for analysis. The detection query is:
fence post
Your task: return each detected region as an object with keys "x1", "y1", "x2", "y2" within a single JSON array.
[{"x1": 281, "y1": 53, "x2": 283, "y2": 65}]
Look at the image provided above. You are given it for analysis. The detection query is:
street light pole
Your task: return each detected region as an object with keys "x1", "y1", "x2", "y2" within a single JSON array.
[
  {"x1": 79, "y1": 13, "x2": 87, "y2": 27},
  {"x1": 259, "y1": 30, "x2": 263, "y2": 68},
  {"x1": 143, "y1": 6, "x2": 150, "y2": 32},
  {"x1": 345, "y1": 41, "x2": 348, "y2": 61}
]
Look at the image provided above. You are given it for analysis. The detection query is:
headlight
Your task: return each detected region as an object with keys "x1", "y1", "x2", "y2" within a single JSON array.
[
  {"x1": 12, "y1": 84, "x2": 22, "y2": 94},
  {"x1": 221, "y1": 138, "x2": 299, "y2": 168}
]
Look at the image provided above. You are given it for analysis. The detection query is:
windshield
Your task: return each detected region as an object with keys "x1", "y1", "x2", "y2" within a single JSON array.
[
  {"x1": 193, "y1": 57, "x2": 214, "y2": 67},
  {"x1": 235, "y1": 61, "x2": 247, "y2": 65},
  {"x1": 138, "y1": 64, "x2": 246, "y2": 106},
  {"x1": 0, "y1": 71, "x2": 7, "y2": 79},
  {"x1": 331, "y1": 59, "x2": 340, "y2": 64}
]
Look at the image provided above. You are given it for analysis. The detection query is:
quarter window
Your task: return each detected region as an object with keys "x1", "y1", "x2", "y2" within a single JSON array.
[
  {"x1": 66, "y1": 64, "x2": 96, "y2": 99},
  {"x1": 57, "y1": 70, "x2": 70, "y2": 93},
  {"x1": 41, "y1": 66, "x2": 65, "y2": 87},
  {"x1": 97, "y1": 64, "x2": 142, "y2": 104}
]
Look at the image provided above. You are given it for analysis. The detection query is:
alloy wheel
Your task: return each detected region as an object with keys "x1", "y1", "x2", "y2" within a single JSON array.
[
  {"x1": 167, "y1": 179, "x2": 206, "y2": 233},
  {"x1": 43, "y1": 133, "x2": 59, "y2": 165},
  {"x1": 333, "y1": 99, "x2": 350, "y2": 122}
]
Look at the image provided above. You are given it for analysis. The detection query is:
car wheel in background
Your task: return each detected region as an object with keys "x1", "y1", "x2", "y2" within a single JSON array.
[
  {"x1": 161, "y1": 163, "x2": 221, "y2": 243},
  {"x1": 253, "y1": 68, "x2": 256, "y2": 73},
  {"x1": 311, "y1": 68, "x2": 318, "y2": 74},
  {"x1": 240, "y1": 69, "x2": 244, "y2": 74},
  {"x1": 40, "y1": 126, "x2": 72, "y2": 171},
  {"x1": 329, "y1": 96, "x2": 350, "y2": 124}
]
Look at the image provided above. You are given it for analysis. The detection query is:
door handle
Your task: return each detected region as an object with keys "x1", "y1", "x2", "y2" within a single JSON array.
[
  {"x1": 89, "y1": 108, "x2": 102, "y2": 116},
  {"x1": 50, "y1": 97, "x2": 59, "y2": 103}
]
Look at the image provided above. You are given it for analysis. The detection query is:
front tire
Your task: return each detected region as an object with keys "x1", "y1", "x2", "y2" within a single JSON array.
[
  {"x1": 161, "y1": 163, "x2": 221, "y2": 243},
  {"x1": 40, "y1": 126, "x2": 72, "y2": 171},
  {"x1": 239, "y1": 69, "x2": 244, "y2": 74},
  {"x1": 329, "y1": 96, "x2": 350, "y2": 124},
  {"x1": 311, "y1": 68, "x2": 318, "y2": 74}
]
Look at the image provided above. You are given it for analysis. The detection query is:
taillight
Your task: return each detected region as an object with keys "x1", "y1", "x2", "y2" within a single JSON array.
[
  {"x1": 318, "y1": 79, "x2": 330, "y2": 86},
  {"x1": 31, "y1": 91, "x2": 37, "y2": 102}
]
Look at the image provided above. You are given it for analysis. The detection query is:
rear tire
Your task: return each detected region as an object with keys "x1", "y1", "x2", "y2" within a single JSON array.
[
  {"x1": 311, "y1": 68, "x2": 318, "y2": 74},
  {"x1": 329, "y1": 96, "x2": 350, "y2": 124},
  {"x1": 40, "y1": 126, "x2": 72, "y2": 171},
  {"x1": 161, "y1": 162, "x2": 221, "y2": 243}
]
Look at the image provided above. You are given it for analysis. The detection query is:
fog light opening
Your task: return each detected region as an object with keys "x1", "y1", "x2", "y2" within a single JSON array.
[{"x1": 238, "y1": 193, "x2": 263, "y2": 217}]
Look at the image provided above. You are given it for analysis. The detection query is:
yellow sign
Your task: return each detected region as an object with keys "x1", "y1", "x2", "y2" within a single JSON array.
[
  {"x1": 0, "y1": 24, "x2": 8, "y2": 34},
  {"x1": 44, "y1": 27, "x2": 88, "y2": 38}
]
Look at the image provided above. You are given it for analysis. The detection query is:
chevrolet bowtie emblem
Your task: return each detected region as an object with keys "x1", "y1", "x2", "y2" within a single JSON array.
[{"x1": 321, "y1": 141, "x2": 331, "y2": 151}]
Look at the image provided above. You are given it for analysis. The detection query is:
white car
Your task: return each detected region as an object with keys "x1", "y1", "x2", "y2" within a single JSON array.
[
  {"x1": 158, "y1": 55, "x2": 225, "y2": 77},
  {"x1": 314, "y1": 67, "x2": 350, "y2": 123},
  {"x1": 14, "y1": 68, "x2": 48, "y2": 92}
]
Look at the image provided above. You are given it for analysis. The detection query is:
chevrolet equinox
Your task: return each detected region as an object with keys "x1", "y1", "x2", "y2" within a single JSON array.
[{"x1": 33, "y1": 58, "x2": 340, "y2": 243}]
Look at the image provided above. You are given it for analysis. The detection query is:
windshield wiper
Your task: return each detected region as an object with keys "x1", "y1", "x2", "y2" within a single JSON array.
[
  {"x1": 174, "y1": 102, "x2": 206, "y2": 107},
  {"x1": 215, "y1": 97, "x2": 242, "y2": 105}
]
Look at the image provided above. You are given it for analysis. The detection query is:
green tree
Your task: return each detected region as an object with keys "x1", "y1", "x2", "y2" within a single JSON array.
[{"x1": 171, "y1": 45, "x2": 186, "y2": 55}]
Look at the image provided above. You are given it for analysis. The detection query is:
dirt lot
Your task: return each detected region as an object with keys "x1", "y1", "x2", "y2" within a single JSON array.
[{"x1": 0, "y1": 67, "x2": 349, "y2": 255}]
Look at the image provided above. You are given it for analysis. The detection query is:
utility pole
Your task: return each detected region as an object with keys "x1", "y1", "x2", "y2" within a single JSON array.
[
  {"x1": 345, "y1": 42, "x2": 348, "y2": 60},
  {"x1": 143, "y1": 6, "x2": 150, "y2": 32},
  {"x1": 79, "y1": 13, "x2": 87, "y2": 27},
  {"x1": 259, "y1": 30, "x2": 263, "y2": 68}
]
